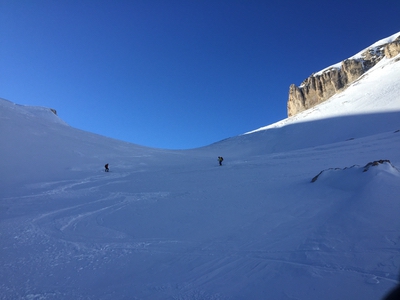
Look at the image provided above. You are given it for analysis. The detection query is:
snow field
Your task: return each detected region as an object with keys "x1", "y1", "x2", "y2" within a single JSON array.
[{"x1": 1, "y1": 44, "x2": 400, "y2": 300}]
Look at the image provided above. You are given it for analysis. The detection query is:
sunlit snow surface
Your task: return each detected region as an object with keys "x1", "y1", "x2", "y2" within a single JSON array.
[{"x1": 1, "y1": 55, "x2": 400, "y2": 299}]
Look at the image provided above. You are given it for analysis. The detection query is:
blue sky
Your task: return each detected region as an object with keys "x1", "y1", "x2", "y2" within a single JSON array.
[{"x1": 1, "y1": 0, "x2": 400, "y2": 149}]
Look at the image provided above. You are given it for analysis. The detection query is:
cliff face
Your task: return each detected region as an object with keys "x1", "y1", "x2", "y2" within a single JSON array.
[
  {"x1": 287, "y1": 34, "x2": 400, "y2": 117},
  {"x1": 385, "y1": 37, "x2": 400, "y2": 58}
]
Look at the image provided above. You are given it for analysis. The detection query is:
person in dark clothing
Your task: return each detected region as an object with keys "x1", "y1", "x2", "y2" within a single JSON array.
[
  {"x1": 218, "y1": 156, "x2": 224, "y2": 166},
  {"x1": 104, "y1": 163, "x2": 109, "y2": 172}
]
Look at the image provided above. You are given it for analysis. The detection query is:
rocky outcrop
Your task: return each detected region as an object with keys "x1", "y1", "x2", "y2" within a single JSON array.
[
  {"x1": 310, "y1": 159, "x2": 397, "y2": 183},
  {"x1": 384, "y1": 38, "x2": 400, "y2": 58},
  {"x1": 288, "y1": 34, "x2": 400, "y2": 117}
]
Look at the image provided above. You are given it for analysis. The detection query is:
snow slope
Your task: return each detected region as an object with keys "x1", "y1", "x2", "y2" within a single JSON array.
[
  {"x1": 313, "y1": 31, "x2": 400, "y2": 76},
  {"x1": 1, "y1": 49, "x2": 400, "y2": 299}
]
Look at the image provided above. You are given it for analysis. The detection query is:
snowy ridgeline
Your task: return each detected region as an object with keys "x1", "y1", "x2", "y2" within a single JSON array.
[
  {"x1": 313, "y1": 31, "x2": 400, "y2": 76},
  {"x1": 1, "y1": 49, "x2": 400, "y2": 299}
]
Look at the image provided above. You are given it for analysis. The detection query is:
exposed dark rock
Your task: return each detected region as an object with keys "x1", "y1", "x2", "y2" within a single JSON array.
[
  {"x1": 362, "y1": 159, "x2": 392, "y2": 172},
  {"x1": 383, "y1": 283, "x2": 400, "y2": 300},
  {"x1": 311, "y1": 160, "x2": 396, "y2": 182}
]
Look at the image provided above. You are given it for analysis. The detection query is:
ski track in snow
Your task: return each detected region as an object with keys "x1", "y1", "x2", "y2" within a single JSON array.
[
  {"x1": 2, "y1": 49, "x2": 400, "y2": 300},
  {"x1": 2, "y1": 153, "x2": 400, "y2": 300},
  {"x1": 2, "y1": 140, "x2": 400, "y2": 300}
]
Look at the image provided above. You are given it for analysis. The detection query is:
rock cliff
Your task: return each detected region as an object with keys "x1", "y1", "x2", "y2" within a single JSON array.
[{"x1": 287, "y1": 33, "x2": 400, "y2": 117}]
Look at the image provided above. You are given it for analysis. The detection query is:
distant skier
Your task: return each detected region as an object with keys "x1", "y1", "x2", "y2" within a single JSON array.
[
  {"x1": 218, "y1": 156, "x2": 224, "y2": 166},
  {"x1": 104, "y1": 163, "x2": 109, "y2": 172}
]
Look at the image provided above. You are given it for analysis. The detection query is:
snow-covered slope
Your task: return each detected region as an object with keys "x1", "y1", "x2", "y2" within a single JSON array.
[
  {"x1": 232, "y1": 54, "x2": 400, "y2": 156},
  {"x1": 1, "y1": 49, "x2": 400, "y2": 299},
  {"x1": 313, "y1": 31, "x2": 400, "y2": 76}
]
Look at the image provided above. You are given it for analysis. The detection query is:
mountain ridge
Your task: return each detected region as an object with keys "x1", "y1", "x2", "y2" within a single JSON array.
[{"x1": 287, "y1": 31, "x2": 400, "y2": 117}]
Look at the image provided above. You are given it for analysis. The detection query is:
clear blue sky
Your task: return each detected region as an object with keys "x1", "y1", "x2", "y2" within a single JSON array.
[{"x1": 1, "y1": 0, "x2": 400, "y2": 149}]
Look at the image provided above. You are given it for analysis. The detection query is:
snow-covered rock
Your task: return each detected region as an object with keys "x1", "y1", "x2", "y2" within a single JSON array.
[{"x1": 287, "y1": 31, "x2": 400, "y2": 117}]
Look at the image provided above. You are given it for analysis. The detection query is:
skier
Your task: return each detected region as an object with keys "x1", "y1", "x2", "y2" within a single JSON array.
[
  {"x1": 218, "y1": 156, "x2": 224, "y2": 166},
  {"x1": 104, "y1": 163, "x2": 109, "y2": 172}
]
